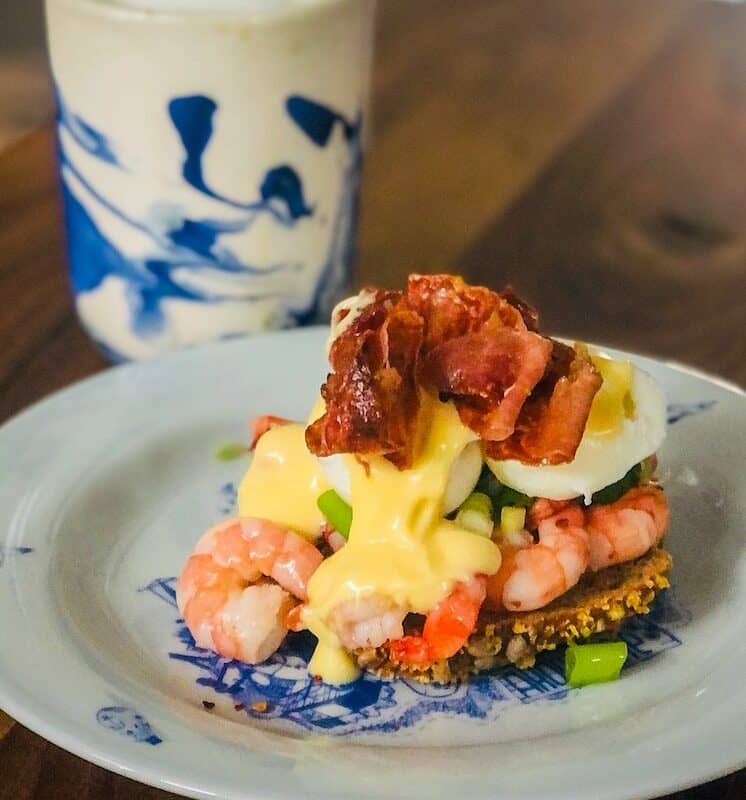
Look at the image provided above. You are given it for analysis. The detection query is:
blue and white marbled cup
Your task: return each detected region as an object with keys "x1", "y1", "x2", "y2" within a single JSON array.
[{"x1": 45, "y1": 0, "x2": 375, "y2": 360}]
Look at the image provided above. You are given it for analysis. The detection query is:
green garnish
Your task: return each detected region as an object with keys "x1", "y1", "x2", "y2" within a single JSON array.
[
  {"x1": 565, "y1": 641, "x2": 628, "y2": 687},
  {"x1": 498, "y1": 486, "x2": 534, "y2": 509},
  {"x1": 475, "y1": 467, "x2": 534, "y2": 516},
  {"x1": 500, "y1": 506, "x2": 526, "y2": 536},
  {"x1": 317, "y1": 489, "x2": 353, "y2": 539},
  {"x1": 214, "y1": 442, "x2": 248, "y2": 462},
  {"x1": 591, "y1": 463, "x2": 642, "y2": 505},
  {"x1": 455, "y1": 492, "x2": 494, "y2": 537}
]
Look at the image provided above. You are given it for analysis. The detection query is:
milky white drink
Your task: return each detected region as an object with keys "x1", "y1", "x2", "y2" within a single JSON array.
[{"x1": 45, "y1": 0, "x2": 375, "y2": 359}]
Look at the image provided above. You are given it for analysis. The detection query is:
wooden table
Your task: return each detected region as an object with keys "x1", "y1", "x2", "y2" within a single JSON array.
[{"x1": 0, "y1": 1, "x2": 744, "y2": 797}]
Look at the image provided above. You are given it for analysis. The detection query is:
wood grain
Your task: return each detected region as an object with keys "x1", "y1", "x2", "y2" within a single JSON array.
[
  {"x1": 0, "y1": 316, "x2": 106, "y2": 425},
  {"x1": 0, "y1": 711, "x2": 14, "y2": 740},
  {"x1": 0, "y1": 128, "x2": 70, "y2": 395},
  {"x1": 457, "y1": 2, "x2": 746, "y2": 385},
  {"x1": 358, "y1": 0, "x2": 697, "y2": 286},
  {"x1": 0, "y1": 0, "x2": 744, "y2": 798},
  {"x1": 0, "y1": 50, "x2": 53, "y2": 151},
  {"x1": 0, "y1": 725, "x2": 174, "y2": 800}
]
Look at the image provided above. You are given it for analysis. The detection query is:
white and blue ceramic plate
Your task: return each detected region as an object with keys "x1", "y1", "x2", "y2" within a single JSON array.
[{"x1": 0, "y1": 327, "x2": 744, "y2": 800}]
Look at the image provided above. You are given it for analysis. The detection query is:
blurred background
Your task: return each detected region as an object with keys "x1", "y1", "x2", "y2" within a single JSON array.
[
  {"x1": 0, "y1": 0, "x2": 744, "y2": 380},
  {"x1": 0, "y1": 2, "x2": 52, "y2": 149}
]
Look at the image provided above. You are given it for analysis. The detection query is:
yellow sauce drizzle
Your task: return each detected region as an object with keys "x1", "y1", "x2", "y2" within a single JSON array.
[
  {"x1": 303, "y1": 393, "x2": 500, "y2": 682},
  {"x1": 587, "y1": 355, "x2": 636, "y2": 437},
  {"x1": 238, "y1": 423, "x2": 329, "y2": 539}
]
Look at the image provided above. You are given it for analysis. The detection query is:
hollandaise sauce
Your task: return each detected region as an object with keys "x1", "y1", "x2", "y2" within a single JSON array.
[
  {"x1": 238, "y1": 423, "x2": 329, "y2": 539},
  {"x1": 586, "y1": 355, "x2": 635, "y2": 436},
  {"x1": 238, "y1": 394, "x2": 501, "y2": 684}
]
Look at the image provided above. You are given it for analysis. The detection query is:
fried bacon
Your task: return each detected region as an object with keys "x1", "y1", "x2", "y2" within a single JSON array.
[
  {"x1": 305, "y1": 291, "x2": 424, "y2": 468},
  {"x1": 305, "y1": 275, "x2": 601, "y2": 469},
  {"x1": 486, "y1": 341, "x2": 603, "y2": 465},
  {"x1": 405, "y1": 274, "x2": 535, "y2": 349},
  {"x1": 422, "y1": 329, "x2": 553, "y2": 441}
]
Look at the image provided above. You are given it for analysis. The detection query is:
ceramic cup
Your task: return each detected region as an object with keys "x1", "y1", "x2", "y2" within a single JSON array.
[{"x1": 45, "y1": 0, "x2": 375, "y2": 360}]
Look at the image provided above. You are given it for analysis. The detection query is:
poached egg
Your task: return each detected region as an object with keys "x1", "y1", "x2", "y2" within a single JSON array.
[
  {"x1": 317, "y1": 439, "x2": 483, "y2": 516},
  {"x1": 486, "y1": 354, "x2": 666, "y2": 503}
]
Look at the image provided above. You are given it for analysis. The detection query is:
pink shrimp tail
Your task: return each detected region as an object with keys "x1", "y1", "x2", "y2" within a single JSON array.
[
  {"x1": 586, "y1": 485, "x2": 669, "y2": 571},
  {"x1": 528, "y1": 497, "x2": 575, "y2": 529},
  {"x1": 389, "y1": 576, "x2": 487, "y2": 664},
  {"x1": 240, "y1": 517, "x2": 324, "y2": 600},
  {"x1": 249, "y1": 415, "x2": 291, "y2": 450},
  {"x1": 495, "y1": 504, "x2": 589, "y2": 612}
]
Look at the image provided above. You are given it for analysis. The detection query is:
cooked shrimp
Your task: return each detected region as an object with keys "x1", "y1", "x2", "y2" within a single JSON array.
[
  {"x1": 322, "y1": 524, "x2": 347, "y2": 553},
  {"x1": 240, "y1": 517, "x2": 324, "y2": 601},
  {"x1": 249, "y1": 414, "x2": 291, "y2": 450},
  {"x1": 586, "y1": 485, "x2": 669, "y2": 571},
  {"x1": 528, "y1": 497, "x2": 574, "y2": 529},
  {"x1": 388, "y1": 575, "x2": 487, "y2": 664},
  {"x1": 484, "y1": 529, "x2": 533, "y2": 612},
  {"x1": 330, "y1": 595, "x2": 407, "y2": 650},
  {"x1": 177, "y1": 517, "x2": 324, "y2": 664},
  {"x1": 285, "y1": 603, "x2": 306, "y2": 633},
  {"x1": 487, "y1": 505, "x2": 589, "y2": 612}
]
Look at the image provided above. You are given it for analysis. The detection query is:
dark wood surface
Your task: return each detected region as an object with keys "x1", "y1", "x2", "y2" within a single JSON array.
[{"x1": 0, "y1": 1, "x2": 744, "y2": 797}]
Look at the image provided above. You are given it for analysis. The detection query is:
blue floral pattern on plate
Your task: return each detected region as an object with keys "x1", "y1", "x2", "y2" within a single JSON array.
[
  {"x1": 0, "y1": 546, "x2": 33, "y2": 568},
  {"x1": 96, "y1": 706, "x2": 162, "y2": 746},
  {"x1": 218, "y1": 481, "x2": 237, "y2": 515},
  {"x1": 666, "y1": 400, "x2": 716, "y2": 425},
  {"x1": 145, "y1": 576, "x2": 689, "y2": 736}
]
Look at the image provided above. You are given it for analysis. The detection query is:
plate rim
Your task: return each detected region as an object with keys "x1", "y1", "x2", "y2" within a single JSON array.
[{"x1": 0, "y1": 327, "x2": 744, "y2": 800}]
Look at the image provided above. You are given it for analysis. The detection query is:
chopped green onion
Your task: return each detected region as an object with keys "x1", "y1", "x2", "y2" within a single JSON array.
[
  {"x1": 459, "y1": 491, "x2": 493, "y2": 517},
  {"x1": 214, "y1": 442, "x2": 248, "y2": 462},
  {"x1": 317, "y1": 490, "x2": 353, "y2": 539},
  {"x1": 591, "y1": 463, "x2": 642, "y2": 505},
  {"x1": 456, "y1": 492, "x2": 494, "y2": 537},
  {"x1": 565, "y1": 641, "x2": 628, "y2": 687},
  {"x1": 500, "y1": 506, "x2": 526, "y2": 536}
]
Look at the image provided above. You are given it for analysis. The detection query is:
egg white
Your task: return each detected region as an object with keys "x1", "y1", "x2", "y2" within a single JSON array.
[
  {"x1": 317, "y1": 454, "x2": 353, "y2": 504},
  {"x1": 486, "y1": 366, "x2": 666, "y2": 503},
  {"x1": 318, "y1": 440, "x2": 483, "y2": 516},
  {"x1": 325, "y1": 290, "x2": 377, "y2": 359}
]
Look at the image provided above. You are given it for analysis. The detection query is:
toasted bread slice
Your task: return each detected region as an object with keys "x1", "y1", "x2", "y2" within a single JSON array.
[{"x1": 354, "y1": 546, "x2": 672, "y2": 683}]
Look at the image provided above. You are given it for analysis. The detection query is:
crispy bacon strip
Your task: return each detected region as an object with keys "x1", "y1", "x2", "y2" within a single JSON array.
[
  {"x1": 405, "y1": 274, "x2": 535, "y2": 350},
  {"x1": 486, "y1": 341, "x2": 602, "y2": 465},
  {"x1": 499, "y1": 286, "x2": 539, "y2": 332},
  {"x1": 306, "y1": 275, "x2": 600, "y2": 469},
  {"x1": 422, "y1": 329, "x2": 553, "y2": 440},
  {"x1": 305, "y1": 291, "x2": 424, "y2": 468},
  {"x1": 409, "y1": 274, "x2": 554, "y2": 442}
]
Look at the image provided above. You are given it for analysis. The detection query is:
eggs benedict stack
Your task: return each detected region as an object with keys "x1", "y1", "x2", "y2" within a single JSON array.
[{"x1": 181, "y1": 274, "x2": 672, "y2": 684}]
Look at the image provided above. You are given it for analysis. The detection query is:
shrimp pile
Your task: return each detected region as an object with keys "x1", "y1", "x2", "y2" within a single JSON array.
[
  {"x1": 388, "y1": 576, "x2": 487, "y2": 664},
  {"x1": 177, "y1": 517, "x2": 322, "y2": 664},
  {"x1": 177, "y1": 483, "x2": 668, "y2": 668},
  {"x1": 485, "y1": 485, "x2": 669, "y2": 614}
]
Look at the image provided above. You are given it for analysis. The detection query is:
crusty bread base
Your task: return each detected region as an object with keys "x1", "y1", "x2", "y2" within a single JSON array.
[{"x1": 354, "y1": 546, "x2": 672, "y2": 683}]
